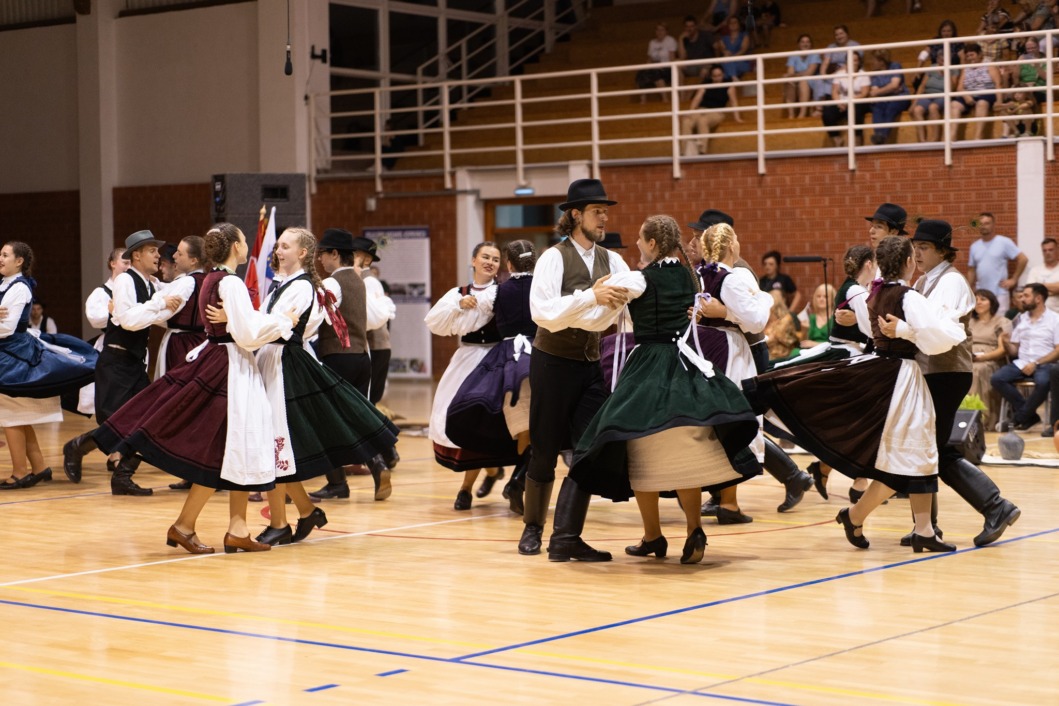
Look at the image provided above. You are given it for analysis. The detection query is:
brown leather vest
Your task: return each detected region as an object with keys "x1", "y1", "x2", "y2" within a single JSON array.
[
  {"x1": 533, "y1": 239, "x2": 612, "y2": 362},
  {"x1": 868, "y1": 282, "x2": 920, "y2": 359},
  {"x1": 915, "y1": 264, "x2": 973, "y2": 374},
  {"x1": 317, "y1": 268, "x2": 368, "y2": 356}
]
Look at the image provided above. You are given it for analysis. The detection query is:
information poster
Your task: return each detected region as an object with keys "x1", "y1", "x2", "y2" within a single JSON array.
[{"x1": 363, "y1": 227, "x2": 431, "y2": 379}]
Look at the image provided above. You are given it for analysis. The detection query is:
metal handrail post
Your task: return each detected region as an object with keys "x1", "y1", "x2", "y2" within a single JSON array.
[
  {"x1": 670, "y1": 64, "x2": 681, "y2": 179},
  {"x1": 846, "y1": 48, "x2": 856, "y2": 171},
  {"x1": 442, "y1": 83, "x2": 453, "y2": 190},
  {"x1": 1047, "y1": 35, "x2": 1055, "y2": 161},
  {"x1": 943, "y1": 38, "x2": 953, "y2": 166},
  {"x1": 373, "y1": 90, "x2": 384, "y2": 194},
  {"x1": 756, "y1": 55, "x2": 766, "y2": 175},
  {"x1": 590, "y1": 71, "x2": 601, "y2": 178},
  {"x1": 515, "y1": 79, "x2": 526, "y2": 186}
]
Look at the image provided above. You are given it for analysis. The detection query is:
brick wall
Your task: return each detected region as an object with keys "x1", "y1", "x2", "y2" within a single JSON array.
[
  {"x1": 113, "y1": 183, "x2": 214, "y2": 247},
  {"x1": 0, "y1": 191, "x2": 81, "y2": 334}
]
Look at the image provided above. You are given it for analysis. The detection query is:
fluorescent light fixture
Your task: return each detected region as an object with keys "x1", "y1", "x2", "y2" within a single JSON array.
[{"x1": 514, "y1": 185, "x2": 535, "y2": 196}]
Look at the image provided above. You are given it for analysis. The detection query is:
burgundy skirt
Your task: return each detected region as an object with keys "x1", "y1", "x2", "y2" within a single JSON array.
[{"x1": 164, "y1": 331, "x2": 207, "y2": 374}]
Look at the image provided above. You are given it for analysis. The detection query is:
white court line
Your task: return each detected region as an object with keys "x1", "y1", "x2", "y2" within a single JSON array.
[{"x1": 0, "y1": 511, "x2": 511, "y2": 589}]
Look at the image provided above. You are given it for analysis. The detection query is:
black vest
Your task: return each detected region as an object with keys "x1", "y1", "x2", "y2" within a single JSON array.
[{"x1": 105, "y1": 271, "x2": 154, "y2": 360}]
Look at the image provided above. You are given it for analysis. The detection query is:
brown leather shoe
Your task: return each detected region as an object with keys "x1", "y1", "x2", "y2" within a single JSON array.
[
  {"x1": 166, "y1": 525, "x2": 215, "y2": 554},
  {"x1": 223, "y1": 532, "x2": 272, "y2": 554}
]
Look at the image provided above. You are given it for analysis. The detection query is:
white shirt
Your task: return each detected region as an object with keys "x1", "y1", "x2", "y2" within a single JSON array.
[
  {"x1": 424, "y1": 283, "x2": 497, "y2": 337},
  {"x1": 85, "y1": 278, "x2": 118, "y2": 330},
  {"x1": 1010, "y1": 308, "x2": 1059, "y2": 368},
  {"x1": 0, "y1": 275, "x2": 31, "y2": 338},
  {"x1": 530, "y1": 241, "x2": 630, "y2": 333},
  {"x1": 111, "y1": 268, "x2": 172, "y2": 331},
  {"x1": 714, "y1": 263, "x2": 772, "y2": 334},
  {"x1": 648, "y1": 35, "x2": 678, "y2": 63},
  {"x1": 844, "y1": 283, "x2": 874, "y2": 340},
  {"x1": 1025, "y1": 262, "x2": 1059, "y2": 313},
  {"x1": 29, "y1": 316, "x2": 57, "y2": 335}
]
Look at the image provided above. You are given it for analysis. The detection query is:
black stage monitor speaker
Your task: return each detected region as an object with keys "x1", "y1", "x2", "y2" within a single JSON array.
[
  {"x1": 948, "y1": 410, "x2": 985, "y2": 464},
  {"x1": 210, "y1": 173, "x2": 307, "y2": 243}
]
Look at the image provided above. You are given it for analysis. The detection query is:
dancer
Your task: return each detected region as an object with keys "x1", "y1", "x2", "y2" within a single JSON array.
[
  {"x1": 363, "y1": 244, "x2": 396, "y2": 405},
  {"x1": 310, "y1": 229, "x2": 398, "y2": 501},
  {"x1": 0, "y1": 241, "x2": 97, "y2": 489},
  {"x1": 446, "y1": 240, "x2": 538, "y2": 513},
  {"x1": 519, "y1": 178, "x2": 630, "y2": 561},
  {"x1": 570, "y1": 216, "x2": 761, "y2": 563},
  {"x1": 63, "y1": 230, "x2": 181, "y2": 495},
  {"x1": 91, "y1": 223, "x2": 299, "y2": 554},
  {"x1": 747, "y1": 236, "x2": 965, "y2": 552},
  {"x1": 252, "y1": 228, "x2": 400, "y2": 545},
  {"x1": 425, "y1": 241, "x2": 513, "y2": 510},
  {"x1": 77, "y1": 248, "x2": 128, "y2": 415},
  {"x1": 155, "y1": 235, "x2": 208, "y2": 378}
]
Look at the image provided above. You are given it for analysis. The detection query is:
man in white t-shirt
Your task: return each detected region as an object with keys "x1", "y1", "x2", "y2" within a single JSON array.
[
  {"x1": 992, "y1": 283, "x2": 1059, "y2": 429},
  {"x1": 967, "y1": 211, "x2": 1028, "y2": 314},
  {"x1": 1025, "y1": 237, "x2": 1059, "y2": 313}
]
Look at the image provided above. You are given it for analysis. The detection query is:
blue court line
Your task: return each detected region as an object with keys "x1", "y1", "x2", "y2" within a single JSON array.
[
  {"x1": 304, "y1": 683, "x2": 339, "y2": 692},
  {"x1": 376, "y1": 669, "x2": 407, "y2": 677},
  {"x1": 229, "y1": 701, "x2": 266, "y2": 706},
  {"x1": 453, "y1": 525, "x2": 1059, "y2": 661}
]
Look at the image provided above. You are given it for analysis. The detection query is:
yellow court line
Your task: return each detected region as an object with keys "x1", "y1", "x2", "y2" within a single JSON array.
[
  {"x1": 0, "y1": 660, "x2": 228, "y2": 701},
  {"x1": 4, "y1": 586, "x2": 490, "y2": 650}
]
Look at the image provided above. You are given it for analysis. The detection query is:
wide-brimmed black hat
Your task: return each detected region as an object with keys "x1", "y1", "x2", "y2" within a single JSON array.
[
  {"x1": 911, "y1": 219, "x2": 957, "y2": 251},
  {"x1": 864, "y1": 203, "x2": 908, "y2": 234},
  {"x1": 159, "y1": 243, "x2": 177, "y2": 262},
  {"x1": 351, "y1": 236, "x2": 380, "y2": 262},
  {"x1": 121, "y1": 230, "x2": 165, "y2": 260},
  {"x1": 599, "y1": 232, "x2": 625, "y2": 249},
  {"x1": 688, "y1": 209, "x2": 734, "y2": 231},
  {"x1": 318, "y1": 228, "x2": 355, "y2": 252},
  {"x1": 366, "y1": 242, "x2": 381, "y2": 263},
  {"x1": 558, "y1": 178, "x2": 617, "y2": 211}
]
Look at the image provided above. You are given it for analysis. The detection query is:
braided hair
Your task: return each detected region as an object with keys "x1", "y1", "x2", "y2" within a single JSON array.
[
  {"x1": 641, "y1": 215, "x2": 701, "y2": 293},
  {"x1": 843, "y1": 244, "x2": 874, "y2": 279},
  {"x1": 875, "y1": 235, "x2": 912, "y2": 281},
  {"x1": 505, "y1": 239, "x2": 537, "y2": 273},
  {"x1": 280, "y1": 227, "x2": 325, "y2": 294},
  {"x1": 203, "y1": 223, "x2": 243, "y2": 268},
  {"x1": 700, "y1": 223, "x2": 735, "y2": 265}
]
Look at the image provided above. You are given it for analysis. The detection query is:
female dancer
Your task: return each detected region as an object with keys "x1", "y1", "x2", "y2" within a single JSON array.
[
  {"x1": 425, "y1": 242, "x2": 513, "y2": 510},
  {"x1": 747, "y1": 236, "x2": 965, "y2": 552},
  {"x1": 0, "y1": 242, "x2": 97, "y2": 488},
  {"x1": 92, "y1": 223, "x2": 299, "y2": 553},
  {"x1": 694, "y1": 222, "x2": 773, "y2": 523},
  {"x1": 252, "y1": 228, "x2": 400, "y2": 545},
  {"x1": 571, "y1": 216, "x2": 760, "y2": 563},
  {"x1": 156, "y1": 235, "x2": 208, "y2": 377},
  {"x1": 445, "y1": 240, "x2": 538, "y2": 513}
]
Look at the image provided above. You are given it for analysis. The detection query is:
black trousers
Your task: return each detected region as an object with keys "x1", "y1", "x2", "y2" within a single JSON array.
[
  {"x1": 94, "y1": 346, "x2": 150, "y2": 425},
  {"x1": 926, "y1": 371, "x2": 973, "y2": 475},
  {"x1": 526, "y1": 349, "x2": 608, "y2": 484},
  {"x1": 322, "y1": 352, "x2": 372, "y2": 397},
  {"x1": 368, "y1": 348, "x2": 391, "y2": 404}
]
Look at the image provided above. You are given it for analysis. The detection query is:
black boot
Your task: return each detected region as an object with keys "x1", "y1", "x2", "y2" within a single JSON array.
[
  {"x1": 309, "y1": 468, "x2": 350, "y2": 500},
  {"x1": 546, "y1": 477, "x2": 611, "y2": 562},
  {"x1": 111, "y1": 471, "x2": 152, "y2": 496},
  {"x1": 518, "y1": 478, "x2": 552, "y2": 555},
  {"x1": 941, "y1": 458, "x2": 1020, "y2": 546},
  {"x1": 764, "y1": 438, "x2": 813, "y2": 513},
  {"x1": 381, "y1": 446, "x2": 400, "y2": 470},
  {"x1": 62, "y1": 433, "x2": 97, "y2": 483},
  {"x1": 368, "y1": 454, "x2": 392, "y2": 501},
  {"x1": 503, "y1": 452, "x2": 529, "y2": 515}
]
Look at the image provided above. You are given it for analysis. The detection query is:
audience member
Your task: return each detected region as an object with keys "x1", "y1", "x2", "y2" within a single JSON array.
[
  {"x1": 916, "y1": 20, "x2": 964, "y2": 76},
  {"x1": 635, "y1": 23, "x2": 678, "y2": 102},
  {"x1": 978, "y1": 0, "x2": 1015, "y2": 35},
  {"x1": 798, "y1": 283, "x2": 835, "y2": 347},
  {"x1": 714, "y1": 16, "x2": 752, "y2": 80},
  {"x1": 910, "y1": 59, "x2": 954, "y2": 142},
  {"x1": 976, "y1": 17, "x2": 1006, "y2": 64},
  {"x1": 758, "y1": 250, "x2": 803, "y2": 311},
  {"x1": 677, "y1": 15, "x2": 715, "y2": 83},
  {"x1": 1011, "y1": 0, "x2": 1058, "y2": 32},
  {"x1": 681, "y1": 64, "x2": 742, "y2": 155},
  {"x1": 822, "y1": 51, "x2": 871, "y2": 147},
  {"x1": 705, "y1": 0, "x2": 737, "y2": 33},
  {"x1": 1026, "y1": 238, "x2": 1059, "y2": 312},
  {"x1": 968, "y1": 211, "x2": 1028, "y2": 313},
  {"x1": 949, "y1": 43, "x2": 1002, "y2": 142},
  {"x1": 819, "y1": 25, "x2": 862, "y2": 77},
  {"x1": 992, "y1": 282, "x2": 1059, "y2": 429},
  {"x1": 764, "y1": 297, "x2": 800, "y2": 363},
  {"x1": 995, "y1": 84, "x2": 1040, "y2": 137},
  {"x1": 1018, "y1": 37, "x2": 1048, "y2": 101},
  {"x1": 970, "y1": 289, "x2": 1012, "y2": 430},
  {"x1": 865, "y1": 48, "x2": 911, "y2": 145},
  {"x1": 28, "y1": 302, "x2": 57, "y2": 334},
  {"x1": 754, "y1": 1, "x2": 783, "y2": 49},
  {"x1": 783, "y1": 34, "x2": 821, "y2": 118}
]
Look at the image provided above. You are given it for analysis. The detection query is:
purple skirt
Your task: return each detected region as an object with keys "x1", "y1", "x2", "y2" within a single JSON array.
[{"x1": 445, "y1": 337, "x2": 526, "y2": 460}]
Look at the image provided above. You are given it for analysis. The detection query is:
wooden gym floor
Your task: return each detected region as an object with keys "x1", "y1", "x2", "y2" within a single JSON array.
[{"x1": 1, "y1": 381, "x2": 1057, "y2": 705}]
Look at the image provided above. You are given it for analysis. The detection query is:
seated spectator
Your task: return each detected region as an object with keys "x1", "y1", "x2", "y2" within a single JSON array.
[
  {"x1": 910, "y1": 61, "x2": 955, "y2": 142},
  {"x1": 1026, "y1": 238, "x2": 1059, "y2": 312},
  {"x1": 970, "y1": 289, "x2": 1012, "y2": 430},
  {"x1": 28, "y1": 301, "x2": 57, "y2": 334},
  {"x1": 822, "y1": 51, "x2": 871, "y2": 147},
  {"x1": 978, "y1": 0, "x2": 1015, "y2": 35},
  {"x1": 704, "y1": 0, "x2": 737, "y2": 33},
  {"x1": 753, "y1": 0, "x2": 783, "y2": 49},
  {"x1": 635, "y1": 23, "x2": 678, "y2": 102},
  {"x1": 758, "y1": 250, "x2": 803, "y2": 311},
  {"x1": 798, "y1": 283, "x2": 835, "y2": 348},
  {"x1": 764, "y1": 297, "x2": 800, "y2": 363},
  {"x1": 819, "y1": 24, "x2": 862, "y2": 77},
  {"x1": 950, "y1": 43, "x2": 1002, "y2": 142},
  {"x1": 977, "y1": 18, "x2": 1006, "y2": 64},
  {"x1": 681, "y1": 64, "x2": 742, "y2": 155},
  {"x1": 915, "y1": 19, "x2": 964, "y2": 78},
  {"x1": 1018, "y1": 36, "x2": 1048, "y2": 102},
  {"x1": 714, "y1": 15, "x2": 752, "y2": 80},
  {"x1": 995, "y1": 84, "x2": 1040, "y2": 137},
  {"x1": 677, "y1": 15, "x2": 715, "y2": 84},
  {"x1": 866, "y1": 48, "x2": 911, "y2": 145},
  {"x1": 991, "y1": 282, "x2": 1059, "y2": 429},
  {"x1": 783, "y1": 34, "x2": 821, "y2": 118},
  {"x1": 1011, "y1": 0, "x2": 1058, "y2": 32}
]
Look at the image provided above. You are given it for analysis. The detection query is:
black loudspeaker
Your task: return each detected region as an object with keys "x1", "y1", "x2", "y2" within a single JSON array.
[
  {"x1": 210, "y1": 173, "x2": 307, "y2": 244},
  {"x1": 948, "y1": 410, "x2": 985, "y2": 464}
]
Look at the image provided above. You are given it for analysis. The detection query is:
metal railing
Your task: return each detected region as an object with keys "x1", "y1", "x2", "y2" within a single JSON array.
[{"x1": 310, "y1": 28, "x2": 1058, "y2": 194}]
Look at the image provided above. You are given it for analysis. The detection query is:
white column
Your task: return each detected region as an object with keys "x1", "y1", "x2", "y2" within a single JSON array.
[
  {"x1": 1017, "y1": 139, "x2": 1046, "y2": 274},
  {"x1": 76, "y1": 0, "x2": 121, "y2": 337}
]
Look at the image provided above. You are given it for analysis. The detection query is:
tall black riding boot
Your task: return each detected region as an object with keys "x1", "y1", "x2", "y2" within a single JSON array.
[
  {"x1": 941, "y1": 458, "x2": 1020, "y2": 546},
  {"x1": 546, "y1": 477, "x2": 611, "y2": 562},
  {"x1": 518, "y1": 478, "x2": 552, "y2": 555},
  {"x1": 309, "y1": 468, "x2": 350, "y2": 500},
  {"x1": 503, "y1": 450, "x2": 530, "y2": 515},
  {"x1": 62, "y1": 433, "x2": 98, "y2": 483},
  {"x1": 111, "y1": 456, "x2": 152, "y2": 496},
  {"x1": 764, "y1": 438, "x2": 813, "y2": 512}
]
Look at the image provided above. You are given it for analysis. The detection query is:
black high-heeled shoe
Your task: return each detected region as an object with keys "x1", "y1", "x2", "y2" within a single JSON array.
[
  {"x1": 680, "y1": 528, "x2": 707, "y2": 564},
  {"x1": 625, "y1": 535, "x2": 668, "y2": 558},
  {"x1": 836, "y1": 508, "x2": 869, "y2": 549},
  {"x1": 808, "y1": 461, "x2": 829, "y2": 500},
  {"x1": 910, "y1": 532, "x2": 956, "y2": 553}
]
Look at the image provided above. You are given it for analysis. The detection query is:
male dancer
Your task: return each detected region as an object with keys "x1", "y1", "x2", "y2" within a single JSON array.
[
  {"x1": 64, "y1": 230, "x2": 180, "y2": 495},
  {"x1": 520, "y1": 178, "x2": 630, "y2": 561},
  {"x1": 363, "y1": 246, "x2": 396, "y2": 406}
]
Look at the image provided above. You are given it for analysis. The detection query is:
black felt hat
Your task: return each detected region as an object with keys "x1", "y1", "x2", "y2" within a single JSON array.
[
  {"x1": 318, "y1": 228, "x2": 355, "y2": 252},
  {"x1": 864, "y1": 203, "x2": 908, "y2": 235},
  {"x1": 688, "y1": 209, "x2": 734, "y2": 231},
  {"x1": 558, "y1": 179, "x2": 617, "y2": 211},
  {"x1": 910, "y1": 219, "x2": 957, "y2": 251},
  {"x1": 599, "y1": 232, "x2": 626, "y2": 249},
  {"x1": 351, "y1": 236, "x2": 381, "y2": 262}
]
